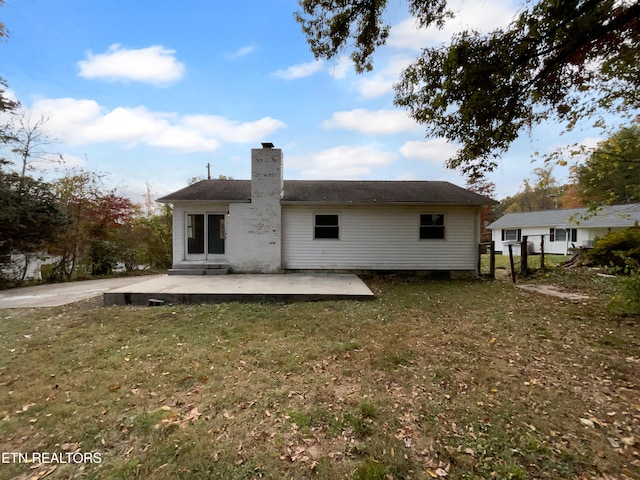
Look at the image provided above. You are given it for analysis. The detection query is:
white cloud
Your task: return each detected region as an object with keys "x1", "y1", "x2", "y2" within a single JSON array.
[
  {"x1": 225, "y1": 45, "x2": 257, "y2": 60},
  {"x1": 345, "y1": 1, "x2": 518, "y2": 99},
  {"x1": 351, "y1": 56, "x2": 412, "y2": 99},
  {"x1": 29, "y1": 97, "x2": 286, "y2": 152},
  {"x1": 395, "y1": 172, "x2": 420, "y2": 180},
  {"x1": 327, "y1": 56, "x2": 352, "y2": 79},
  {"x1": 78, "y1": 44, "x2": 186, "y2": 85},
  {"x1": 400, "y1": 139, "x2": 459, "y2": 162},
  {"x1": 180, "y1": 115, "x2": 286, "y2": 143},
  {"x1": 288, "y1": 145, "x2": 396, "y2": 179},
  {"x1": 388, "y1": 0, "x2": 518, "y2": 49},
  {"x1": 273, "y1": 56, "x2": 352, "y2": 81},
  {"x1": 323, "y1": 109, "x2": 419, "y2": 135},
  {"x1": 273, "y1": 60, "x2": 325, "y2": 80},
  {"x1": 579, "y1": 136, "x2": 604, "y2": 150}
]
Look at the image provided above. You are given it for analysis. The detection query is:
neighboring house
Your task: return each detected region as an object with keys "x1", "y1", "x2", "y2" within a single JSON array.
[
  {"x1": 158, "y1": 145, "x2": 495, "y2": 276},
  {"x1": 488, "y1": 203, "x2": 640, "y2": 255},
  {"x1": 1, "y1": 253, "x2": 59, "y2": 281}
]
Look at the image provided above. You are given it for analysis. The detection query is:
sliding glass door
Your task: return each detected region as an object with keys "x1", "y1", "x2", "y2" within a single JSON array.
[{"x1": 185, "y1": 213, "x2": 225, "y2": 260}]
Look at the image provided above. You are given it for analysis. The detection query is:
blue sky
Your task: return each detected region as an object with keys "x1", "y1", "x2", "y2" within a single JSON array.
[{"x1": 0, "y1": 0, "x2": 608, "y2": 201}]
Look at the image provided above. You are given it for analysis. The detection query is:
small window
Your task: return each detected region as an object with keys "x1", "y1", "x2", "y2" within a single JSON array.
[
  {"x1": 502, "y1": 229, "x2": 521, "y2": 242},
  {"x1": 420, "y1": 214, "x2": 445, "y2": 239},
  {"x1": 551, "y1": 228, "x2": 567, "y2": 242},
  {"x1": 314, "y1": 214, "x2": 339, "y2": 239}
]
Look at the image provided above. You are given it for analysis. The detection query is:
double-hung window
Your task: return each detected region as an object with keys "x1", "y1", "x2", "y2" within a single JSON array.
[
  {"x1": 420, "y1": 214, "x2": 445, "y2": 239},
  {"x1": 550, "y1": 228, "x2": 577, "y2": 242},
  {"x1": 502, "y1": 228, "x2": 521, "y2": 242},
  {"x1": 314, "y1": 214, "x2": 340, "y2": 239}
]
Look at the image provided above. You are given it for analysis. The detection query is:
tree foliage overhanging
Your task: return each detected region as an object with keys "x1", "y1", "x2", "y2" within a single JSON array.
[
  {"x1": 574, "y1": 122, "x2": 640, "y2": 205},
  {"x1": 296, "y1": 0, "x2": 640, "y2": 178}
]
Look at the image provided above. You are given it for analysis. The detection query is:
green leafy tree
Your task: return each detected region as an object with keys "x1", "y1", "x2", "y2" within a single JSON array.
[
  {"x1": 84, "y1": 191, "x2": 138, "y2": 275},
  {"x1": 130, "y1": 205, "x2": 173, "y2": 270},
  {"x1": 47, "y1": 170, "x2": 106, "y2": 279},
  {"x1": 0, "y1": 168, "x2": 69, "y2": 282},
  {"x1": 0, "y1": 78, "x2": 19, "y2": 146},
  {"x1": 574, "y1": 122, "x2": 640, "y2": 205},
  {"x1": 49, "y1": 169, "x2": 144, "y2": 277},
  {"x1": 466, "y1": 176, "x2": 496, "y2": 242},
  {"x1": 126, "y1": 184, "x2": 173, "y2": 271},
  {"x1": 588, "y1": 227, "x2": 640, "y2": 315},
  {"x1": 297, "y1": 0, "x2": 640, "y2": 178},
  {"x1": 0, "y1": 1, "x2": 20, "y2": 145}
]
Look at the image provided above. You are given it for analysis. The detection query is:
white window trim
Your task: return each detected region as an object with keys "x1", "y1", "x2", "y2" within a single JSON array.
[
  {"x1": 313, "y1": 212, "x2": 341, "y2": 240},
  {"x1": 419, "y1": 213, "x2": 446, "y2": 240}
]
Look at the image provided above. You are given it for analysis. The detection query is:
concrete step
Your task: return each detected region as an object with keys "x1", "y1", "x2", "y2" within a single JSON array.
[
  {"x1": 168, "y1": 268, "x2": 229, "y2": 275},
  {"x1": 168, "y1": 265, "x2": 229, "y2": 275}
]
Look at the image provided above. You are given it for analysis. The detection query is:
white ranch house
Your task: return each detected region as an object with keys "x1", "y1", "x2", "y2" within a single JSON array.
[
  {"x1": 488, "y1": 203, "x2": 640, "y2": 256},
  {"x1": 158, "y1": 145, "x2": 495, "y2": 276}
]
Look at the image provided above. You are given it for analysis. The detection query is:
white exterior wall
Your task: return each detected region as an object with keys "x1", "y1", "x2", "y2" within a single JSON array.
[
  {"x1": 491, "y1": 226, "x2": 620, "y2": 255},
  {"x1": 282, "y1": 205, "x2": 480, "y2": 272},
  {"x1": 226, "y1": 148, "x2": 283, "y2": 272}
]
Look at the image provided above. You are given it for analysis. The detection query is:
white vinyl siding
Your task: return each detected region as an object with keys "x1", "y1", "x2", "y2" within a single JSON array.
[
  {"x1": 283, "y1": 205, "x2": 479, "y2": 270},
  {"x1": 491, "y1": 226, "x2": 618, "y2": 255}
]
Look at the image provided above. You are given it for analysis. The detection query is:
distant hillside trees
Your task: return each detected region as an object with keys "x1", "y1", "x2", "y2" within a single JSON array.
[{"x1": 494, "y1": 167, "x2": 579, "y2": 216}]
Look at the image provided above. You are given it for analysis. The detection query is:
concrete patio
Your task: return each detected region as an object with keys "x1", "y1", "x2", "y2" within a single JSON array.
[{"x1": 103, "y1": 273, "x2": 375, "y2": 306}]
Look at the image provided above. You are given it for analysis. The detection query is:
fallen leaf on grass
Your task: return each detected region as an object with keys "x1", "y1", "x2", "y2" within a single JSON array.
[
  {"x1": 17, "y1": 403, "x2": 36, "y2": 413},
  {"x1": 181, "y1": 406, "x2": 201, "y2": 426},
  {"x1": 579, "y1": 418, "x2": 594, "y2": 428},
  {"x1": 24, "y1": 465, "x2": 57, "y2": 479},
  {"x1": 157, "y1": 406, "x2": 201, "y2": 429},
  {"x1": 56, "y1": 440, "x2": 78, "y2": 451},
  {"x1": 620, "y1": 436, "x2": 635, "y2": 446},
  {"x1": 281, "y1": 445, "x2": 310, "y2": 463}
]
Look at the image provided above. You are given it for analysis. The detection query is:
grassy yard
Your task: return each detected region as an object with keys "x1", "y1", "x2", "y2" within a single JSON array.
[{"x1": 0, "y1": 271, "x2": 638, "y2": 479}]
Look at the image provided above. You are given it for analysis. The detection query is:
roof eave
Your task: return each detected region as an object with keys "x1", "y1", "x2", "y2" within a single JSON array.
[
  {"x1": 280, "y1": 201, "x2": 488, "y2": 206},
  {"x1": 156, "y1": 198, "x2": 251, "y2": 203}
]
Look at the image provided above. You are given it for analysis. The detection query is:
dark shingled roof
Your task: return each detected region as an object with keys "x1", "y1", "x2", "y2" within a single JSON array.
[
  {"x1": 158, "y1": 180, "x2": 251, "y2": 202},
  {"x1": 157, "y1": 179, "x2": 495, "y2": 205}
]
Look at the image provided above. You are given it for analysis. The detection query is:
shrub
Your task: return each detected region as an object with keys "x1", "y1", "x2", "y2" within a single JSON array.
[
  {"x1": 588, "y1": 227, "x2": 640, "y2": 316},
  {"x1": 609, "y1": 272, "x2": 640, "y2": 316},
  {"x1": 588, "y1": 226, "x2": 640, "y2": 273}
]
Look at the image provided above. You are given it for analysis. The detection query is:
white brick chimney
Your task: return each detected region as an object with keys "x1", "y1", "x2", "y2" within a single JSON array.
[
  {"x1": 226, "y1": 144, "x2": 283, "y2": 272},
  {"x1": 251, "y1": 144, "x2": 283, "y2": 203}
]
